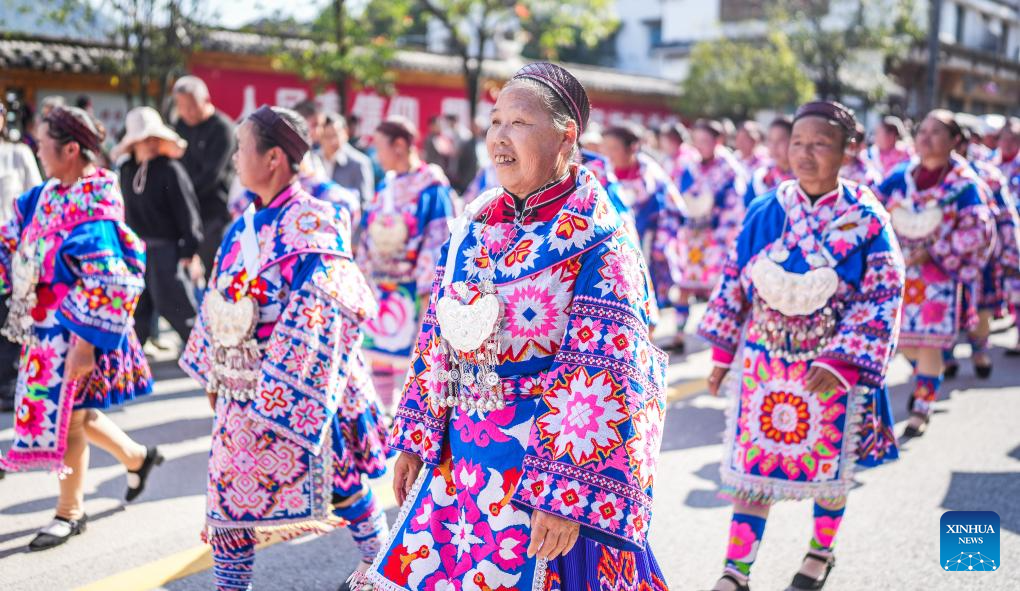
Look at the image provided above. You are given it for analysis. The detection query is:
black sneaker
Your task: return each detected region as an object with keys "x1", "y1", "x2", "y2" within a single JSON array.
[
  {"x1": 28, "y1": 514, "x2": 88, "y2": 551},
  {"x1": 126, "y1": 446, "x2": 164, "y2": 502}
]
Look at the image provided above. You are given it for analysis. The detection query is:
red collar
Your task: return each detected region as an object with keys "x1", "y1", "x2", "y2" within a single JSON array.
[
  {"x1": 480, "y1": 168, "x2": 576, "y2": 224},
  {"x1": 614, "y1": 161, "x2": 641, "y2": 181}
]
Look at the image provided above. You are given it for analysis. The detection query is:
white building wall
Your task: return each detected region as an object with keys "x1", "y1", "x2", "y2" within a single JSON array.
[{"x1": 613, "y1": 0, "x2": 669, "y2": 75}]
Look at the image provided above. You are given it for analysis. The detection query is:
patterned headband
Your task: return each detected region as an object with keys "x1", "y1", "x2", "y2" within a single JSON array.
[
  {"x1": 512, "y1": 62, "x2": 590, "y2": 133},
  {"x1": 46, "y1": 106, "x2": 102, "y2": 154},
  {"x1": 248, "y1": 105, "x2": 310, "y2": 164},
  {"x1": 794, "y1": 101, "x2": 858, "y2": 138}
]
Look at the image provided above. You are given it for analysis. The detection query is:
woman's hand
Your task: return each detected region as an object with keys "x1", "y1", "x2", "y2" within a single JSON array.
[
  {"x1": 393, "y1": 452, "x2": 424, "y2": 506},
  {"x1": 707, "y1": 366, "x2": 729, "y2": 397},
  {"x1": 805, "y1": 365, "x2": 842, "y2": 394},
  {"x1": 64, "y1": 338, "x2": 96, "y2": 382},
  {"x1": 527, "y1": 510, "x2": 580, "y2": 560},
  {"x1": 180, "y1": 255, "x2": 206, "y2": 285}
]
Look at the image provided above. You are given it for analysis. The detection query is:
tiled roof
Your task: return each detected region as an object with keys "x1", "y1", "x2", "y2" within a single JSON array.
[
  {"x1": 199, "y1": 29, "x2": 680, "y2": 97},
  {"x1": 1, "y1": 29, "x2": 680, "y2": 98},
  {"x1": 0, "y1": 34, "x2": 127, "y2": 74}
]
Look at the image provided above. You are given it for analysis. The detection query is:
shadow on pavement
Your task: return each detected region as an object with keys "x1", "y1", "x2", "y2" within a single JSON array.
[
  {"x1": 0, "y1": 448, "x2": 210, "y2": 516},
  {"x1": 0, "y1": 505, "x2": 126, "y2": 559},
  {"x1": 941, "y1": 471, "x2": 1020, "y2": 535}
]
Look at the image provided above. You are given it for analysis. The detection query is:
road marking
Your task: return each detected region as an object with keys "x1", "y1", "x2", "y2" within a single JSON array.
[
  {"x1": 73, "y1": 479, "x2": 398, "y2": 591},
  {"x1": 668, "y1": 378, "x2": 707, "y2": 402}
]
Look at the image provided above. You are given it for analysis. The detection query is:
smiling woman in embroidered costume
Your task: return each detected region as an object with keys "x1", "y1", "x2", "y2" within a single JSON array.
[
  {"x1": 367, "y1": 62, "x2": 669, "y2": 591},
  {"x1": 358, "y1": 116, "x2": 455, "y2": 416},
  {"x1": 0, "y1": 106, "x2": 158, "y2": 551},
  {"x1": 875, "y1": 110, "x2": 995, "y2": 439},
  {"x1": 179, "y1": 105, "x2": 391, "y2": 591},
  {"x1": 698, "y1": 101, "x2": 906, "y2": 591}
]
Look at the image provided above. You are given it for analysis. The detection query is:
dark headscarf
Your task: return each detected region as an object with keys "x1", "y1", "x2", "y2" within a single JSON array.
[
  {"x1": 45, "y1": 106, "x2": 104, "y2": 154},
  {"x1": 248, "y1": 105, "x2": 310, "y2": 164},
  {"x1": 511, "y1": 62, "x2": 591, "y2": 133},
  {"x1": 794, "y1": 101, "x2": 858, "y2": 139}
]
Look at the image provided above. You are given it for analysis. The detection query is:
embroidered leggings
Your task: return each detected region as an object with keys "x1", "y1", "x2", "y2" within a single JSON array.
[
  {"x1": 58, "y1": 409, "x2": 147, "y2": 520},
  {"x1": 209, "y1": 527, "x2": 256, "y2": 591}
]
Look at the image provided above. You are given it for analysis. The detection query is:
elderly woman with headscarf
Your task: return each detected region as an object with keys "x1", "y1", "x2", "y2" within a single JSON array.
[
  {"x1": 180, "y1": 106, "x2": 391, "y2": 590},
  {"x1": 0, "y1": 106, "x2": 157, "y2": 550},
  {"x1": 367, "y1": 63, "x2": 669, "y2": 591},
  {"x1": 876, "y1": 109, "x2": 995, "y2": 438},
  {"x1": 698, "y1": 102, "x2": 906, "y2": 591}
]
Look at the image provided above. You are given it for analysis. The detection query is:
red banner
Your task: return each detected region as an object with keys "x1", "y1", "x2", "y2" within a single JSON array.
[{"x1": 190, "y1": 63, "x2": 677, "y2": 140}]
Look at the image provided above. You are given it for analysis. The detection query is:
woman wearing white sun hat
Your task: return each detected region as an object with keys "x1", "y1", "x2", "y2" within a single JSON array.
[{"x1": 115, "y1": 106, "x2": 205, "y2": 349}]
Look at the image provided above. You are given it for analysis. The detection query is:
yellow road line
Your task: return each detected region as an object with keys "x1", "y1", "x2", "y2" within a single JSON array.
[
  {"x1": 667, "y1": 378, "x2": 707, "y2": 402},
  {"x1": 74, "y1": 479, "x2": 398, "y2": 591},
  {"x1": 73, "y1": 544, "x2": 213, "y2": 591}
]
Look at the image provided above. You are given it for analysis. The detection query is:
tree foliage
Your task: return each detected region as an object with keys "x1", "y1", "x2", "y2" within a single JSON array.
[
  {"x1": 772, "y1": 0, "x2": 923, "y2": 102},
  {"x1": 267, "y1": 0, "x2": 413, "y2": 114},
  {"x1": 418, "y1": 0, "x2": 619, "y2": 120},
  {"x1": 22, "y1": 0, "x2": 212, "y2": 114},
  {"x1": 679, "y1": 32, "x2": 815, "y2": 120}
]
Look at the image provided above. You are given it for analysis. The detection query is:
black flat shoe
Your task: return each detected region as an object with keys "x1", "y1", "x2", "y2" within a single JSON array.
[
  {"x1": 701, "y1": 573, "x2": 750, "y2": 591},
  {"x1": 786, "y1": 550, "x2": 836, "y2": 590},
  {"x1": 28, "y1": 514, "x2": 87, "y2": 551},
  {"x1": 126, "y1": 446, "x2": 164, "y2": 502},
  {"x1": 943, "y1": 361, "x2": 959, "y2": 379},
  {"x1": 974, "y1": 363, "x2": 993, "y2": 379},
  {"x1": 670, "y1": 340, "x2": 687, "y2": 354},
  {"x1": 1004, "y1": 347, "x2": 1020, "y2": 357},
  {"x1": 902, "y1": 412, "x2": 929, "y2": 439}
]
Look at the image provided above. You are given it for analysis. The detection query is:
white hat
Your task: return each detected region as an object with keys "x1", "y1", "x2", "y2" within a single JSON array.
[
  {"x1": 980, "y1": 114, "x2": 1006, "y2": 136},
  {"x1": 113, "y1": 106, "x2": 187, "y2": 158}
]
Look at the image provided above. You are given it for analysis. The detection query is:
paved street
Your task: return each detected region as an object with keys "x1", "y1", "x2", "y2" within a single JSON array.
[{"x1": 1, "y1": 312, "x2": 1017, "y2": 591}]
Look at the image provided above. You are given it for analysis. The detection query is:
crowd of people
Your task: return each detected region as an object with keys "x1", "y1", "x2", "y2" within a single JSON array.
[{"x1": 0, "y1": 60, "x2": 1017, "y2": 591}]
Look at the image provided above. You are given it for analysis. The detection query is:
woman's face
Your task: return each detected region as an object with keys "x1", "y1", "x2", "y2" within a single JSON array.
[
  {"x1": 601, "y1": 134, "x2": 634, "y2": 171},
  {"x1": 915, "y1": 117, "x2": 955, "y2": 163},
  {"x1": 233, "y1": 120, "x2": 275, "y2": 192},
  {"x1": 36, "y1": 121, "x2": 74, "y2": 179},
  {"x1": 734, "y1": 129, "x2": 756, "y2": 155},
  {"x1": 487, "y1": 85, "x2": 574, "y2": 196},
  {"x1": 789, "y1": 117, "x2": 845, "y2": 189},
  {"x1": 692, "y1": 129, "x2": 717, "y2": 161},
  {"x1": 767, "y1": 125, "x2": 791, "y2": 166},
  {"x1": 373, "y1": 131, "x2": 407, "y2": 172},
  {"x1": 875, "y1": 125, "x2": 896, "y2": 150}
]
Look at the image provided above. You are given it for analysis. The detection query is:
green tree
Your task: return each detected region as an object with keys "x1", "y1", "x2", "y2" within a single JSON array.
[
  {"x1": 268, "y1": 0, "x2": 412, "y2": 115},
  {"x1": 773, "y1": 0, "x2": 923, "y2": 102},
  {"x1": 418, "y1": 0, "x2": 619, "y2": 121},
  {"x1": 15, "y1": 0, "x2": 213, "y2": 114},
  {"x1": 679, "y1": 32, "x2": 815, "y2": 120}
]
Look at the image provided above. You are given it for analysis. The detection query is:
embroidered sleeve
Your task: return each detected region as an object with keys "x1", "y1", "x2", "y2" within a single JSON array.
[
  {"x1": 697, "y1": 246, "x2": 750, "y2": 356},
  {"x1": 246, "y1": 254, "x2": 371, "y2": 454},
  {"x1": 820, "y1": 225, "x2": 905, "y2": 383},
  {"x1": 717, "y1": 177, "x2": 746, "y2": 235},
  {"x1": 390, "y1": 263, "x2": 448, "y2": 466},
  {"x1": 513, "y1": 236, "x2": 668, "y2": 551},
  {"x1": 651, "y1": 183, "x2": 684, "y2": 264},
  {"x1": 413, "y1": 185, "x2": 454, "y2": 297},
  {"x1": 929, "y1": 185, "x2": 996, "y2": 283},
  {"x1": 55, "y1": 221, "x2": 146, "y2": 349}
]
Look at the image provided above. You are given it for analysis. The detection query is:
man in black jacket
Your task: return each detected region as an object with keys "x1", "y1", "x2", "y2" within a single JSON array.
[{"x1": 172, "y1": 76, "x2": 235, "y2": 279}]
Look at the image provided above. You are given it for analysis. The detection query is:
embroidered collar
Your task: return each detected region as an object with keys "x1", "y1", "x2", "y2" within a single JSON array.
[
  {"x1": 794, "y1": 182, "x2": 842, "y2": 211},
  {"x1": 258, "y1": 182, "x2": 302, "y2": 210},
  {"x1": 481, "y1": 167, "x2": 576, "y2": 224}
]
